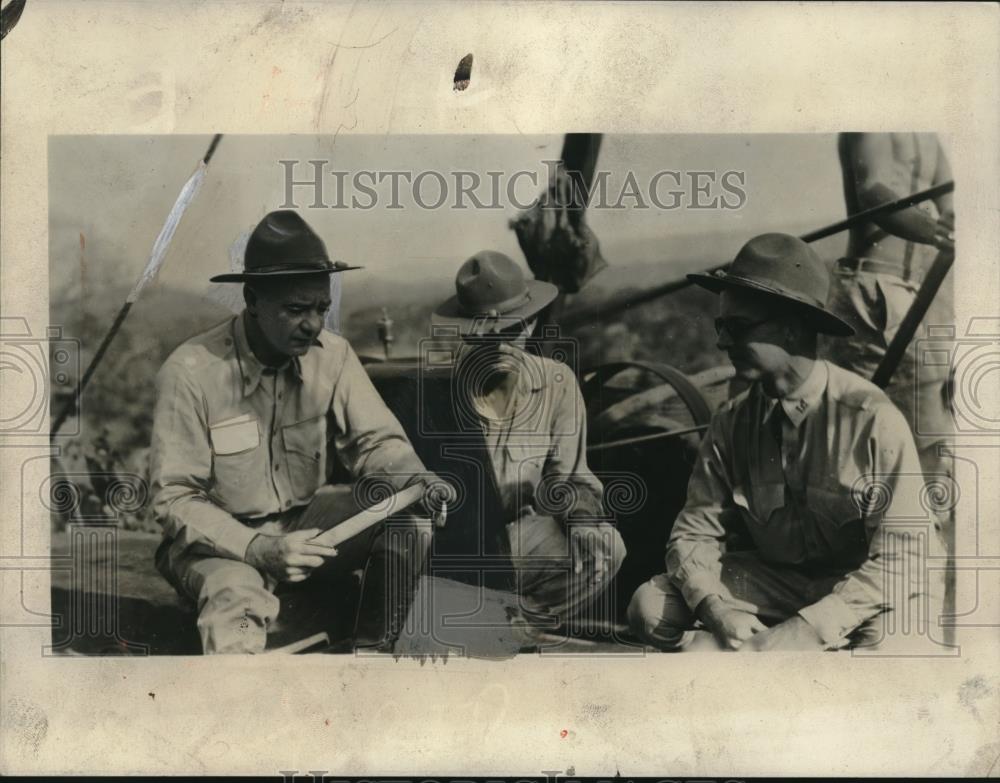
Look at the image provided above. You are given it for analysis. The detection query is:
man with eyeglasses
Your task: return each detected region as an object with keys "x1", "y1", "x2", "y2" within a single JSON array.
[
  {"x1": 429, "y1": 250, "x2": 625, "y2": 634},
  {"x1": 627, "y1": 233, "x2": 944, "y2": 652}
]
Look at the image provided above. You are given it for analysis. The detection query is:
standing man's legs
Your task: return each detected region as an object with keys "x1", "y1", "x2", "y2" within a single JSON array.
[
  {"x1": 822, "y1": 270, "x2": 918, "y2": 414},
  {"x1": 823, "y1": 269, "x2": 954, "y2": 485}
]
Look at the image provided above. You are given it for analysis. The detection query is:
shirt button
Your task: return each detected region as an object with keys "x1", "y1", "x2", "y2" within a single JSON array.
[
  {"x1": 224, "y1": 338, "x2": 232, "y2": 346},
  {"x1": 274, "y1": 464, "x2": 280, "y2": 471},
  {"x1": 243, "y1": 376, "x2": 250, "y2": 385}
]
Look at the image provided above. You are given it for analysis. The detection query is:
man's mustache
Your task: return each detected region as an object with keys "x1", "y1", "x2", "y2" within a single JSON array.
[
  {"x1": 456, "y1": 338, "x2": 528, "y2": 367},
  {"x1": 461, "y1": 332, "x2": 523, "y2": 347}
]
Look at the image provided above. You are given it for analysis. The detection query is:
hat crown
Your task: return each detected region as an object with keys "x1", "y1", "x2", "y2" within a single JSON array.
[
  {"x1": 686, "y1": 232, "x2": 853, "y2": 337},
  {"x1": 455, "y1": 251, "x2": 530, "y2": 315},
  {"x1": 729, "y1": 232, "x2": 829, "y2": 307},
  {"x1": 244, "y1": 210, "x2": 332, "y2": 273}
]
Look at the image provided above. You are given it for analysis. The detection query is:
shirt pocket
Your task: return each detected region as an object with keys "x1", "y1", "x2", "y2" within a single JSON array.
[
  {"x1": 282, "y1": 414, "x2": 326, "y2": 501},
  {"x1": 210, "y1": 417, "x2": 260, "y2": 456},
  {"x1": 735, "y1": 481, "x2": 785, "y2": 527},
  {"x1": 505, "y1": 441, "x2": 551, "y2": 513},
  {"x1": 209, "y1": 418, "x2": 266, "y2": 508},
  {"x1": 507, "y1": 442, "x2": 550, "y2": 476},
  {"x1": 805, "y1": 483, "x2": 870, "y2": 565}
]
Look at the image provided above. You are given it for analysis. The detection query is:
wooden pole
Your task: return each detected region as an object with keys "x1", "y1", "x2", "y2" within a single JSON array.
[
  {"x1": 561, "y1": 180, "x2": 954, "y2": 330},
  {"x1": 872, "y1": 248, "x2": 955, "y2": 389},
  {"x1": 50, "y1": 134, "x2": 223, "y2": 437}
]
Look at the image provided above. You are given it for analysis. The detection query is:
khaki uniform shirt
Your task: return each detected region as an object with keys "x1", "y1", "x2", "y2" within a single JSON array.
[
  {"x1": 466, "y1": 349, "x2": 604, "y2": 522},
  {"x1": 150, "y1": 312, "x2": 426, "y2": 561},
  {"x1": 667, "y1": 360, "x2": 942, "y2": 645}
]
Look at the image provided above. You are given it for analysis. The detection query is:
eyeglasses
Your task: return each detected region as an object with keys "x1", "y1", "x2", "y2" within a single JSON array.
[
  {"x1": 462, "y1": 318, "x2": 534, "y2": 344},
  {"x1": 713, "y1": 316, "x2": 771, "y2": 339}
]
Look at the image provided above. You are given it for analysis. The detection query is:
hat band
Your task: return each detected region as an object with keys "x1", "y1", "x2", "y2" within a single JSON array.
[
  {"x1": 456, "y1": 288, "x2": 532, "y2": 318},
  {"x1": 243, "y1": 257, "x2": 333, "y2": 274},
  {"x1": 722, "y1": 272, "x2": 825, "y2": 309}
]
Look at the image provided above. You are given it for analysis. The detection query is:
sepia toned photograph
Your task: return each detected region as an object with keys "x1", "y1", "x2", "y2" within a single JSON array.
[
  {"x1": 44, "y1": 132, "x2": 960, "y2": 659},
  {"x1": 1, "y1": 1, "x2": 997, "y2": 778}
]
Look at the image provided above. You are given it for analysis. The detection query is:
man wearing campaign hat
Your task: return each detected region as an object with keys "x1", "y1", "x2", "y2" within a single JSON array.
[
  {"x1": 628, "y1": 233, "x2": 944, "y2": 652},
  {"x1": 431, "y1": 250, "x2": 625, "y2": 631},
  {"x1": 150, "y1": 210, "x2": 455, "y2": 654}
]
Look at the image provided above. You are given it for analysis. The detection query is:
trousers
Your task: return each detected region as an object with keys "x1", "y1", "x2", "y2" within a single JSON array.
[
  {"x1": 156, "y1": 501, "x2": 430, "y2": 654},
  {"x1": 821, "y1": 268, "x2": 955, "y2": 484},
  {"x1": 628, "y1": 550, "x2": 944, "y2": 653},
  {"x1": 503, "y1": 513, "x2": 626, "y2": 626}
]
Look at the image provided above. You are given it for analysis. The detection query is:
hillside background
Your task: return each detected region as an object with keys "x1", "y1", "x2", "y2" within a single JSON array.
[{"x1": 48, "y1": 133, "x2": 858, "y2": 530}]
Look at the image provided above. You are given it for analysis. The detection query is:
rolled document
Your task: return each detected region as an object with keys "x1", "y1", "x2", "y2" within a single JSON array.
[{"x1": 307, "y1": 483, "x2": 426, "y2": 549}]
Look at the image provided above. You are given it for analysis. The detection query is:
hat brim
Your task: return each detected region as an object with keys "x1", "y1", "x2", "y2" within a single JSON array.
[
  {"x1": 687, "y1": 271, "x2": 855, "y2": 337},
  {"x1": 209, "y1": 266, "x2": 363, "y2": 283},
  {"x1": 432, "y1": 279, "x2": 559, "y2": 333}
]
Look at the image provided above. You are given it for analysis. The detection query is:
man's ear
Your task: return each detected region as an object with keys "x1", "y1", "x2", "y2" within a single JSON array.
[
  {"x1": 243, "y1": 284, "x2": 258, "y2": 317},
  {"x1": 772, "y1": 307, "x2": 793, "y2": 342},
  {"x1": 782, "y1": 315, "x2": 813, "y2": 354}
]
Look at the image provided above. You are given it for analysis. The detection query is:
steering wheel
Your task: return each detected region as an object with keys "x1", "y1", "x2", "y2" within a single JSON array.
[{"x1": 580, "y1": 361, "x2": 716, "y2": 446}]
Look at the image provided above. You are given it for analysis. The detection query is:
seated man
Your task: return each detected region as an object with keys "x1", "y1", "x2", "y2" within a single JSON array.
[
  {"x1": 430, "y1": 250, "x2": 625, "y2": 630},
  {"x1": 628, "y1": 233, "x2": 944, "y2": 652},
  {"x1": 150, "y1": 210, "x2": 454, "y2": 654}
]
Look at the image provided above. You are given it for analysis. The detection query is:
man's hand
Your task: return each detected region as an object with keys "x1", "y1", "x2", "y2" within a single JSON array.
[
  {"x1": 421, "y1": 474, "x2": 457, "y2": 528},
  {"x1": 933, "y1": 212, "x2": 955, "y2": 252},
  {"x1": 738, "y1": 615, "x2": 826, "y2": 652},
  {"x1": 245, "y1": 528, "x2": 338, "y2": 584},
  {"x1": 696, "y1": 594, "x2": 767, "y2": 650},
  {"x1": 567, "y1": 521, "x2": 618, "y2": 585}
]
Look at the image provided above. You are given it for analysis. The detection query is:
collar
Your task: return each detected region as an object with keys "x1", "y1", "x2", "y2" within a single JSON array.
[
  {"x1": 232, "y1": 312, "x2": 309, "y2": 396},
  {"x1": 775, "y1": 359, "x2": 828, "y2": 428},
  {"x1": 513, "y1": 348, "x2": 547, "y2": 395},
  {"x1": 464, "y1": 345, "x2": 547, "y2": 411}
]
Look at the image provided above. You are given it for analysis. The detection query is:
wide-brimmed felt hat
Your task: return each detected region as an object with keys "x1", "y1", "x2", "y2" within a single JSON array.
[
  {"x1": 210, "y1": 210, "x2": 362, "y2": 283},
  {"x1": 687, "y1": 232, "x2": 854, "y2": 336},
  {"x1": 433, "y1": 250, "x2": 558, "y2": 333}
]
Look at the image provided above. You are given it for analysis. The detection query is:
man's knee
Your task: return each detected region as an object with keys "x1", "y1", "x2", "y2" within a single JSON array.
[
  {"x1": 606, "y1": 527, "x2": 626, "y2": 577},
  {"x1": 627, "y1": 577, "x2": 692, "y2": 650},
  {"x1": 193, "y1": 561, "x2": 279, "y2": 654},
  {"x1": 626, "y1": 581, "x2": 661, "y2": 640}
]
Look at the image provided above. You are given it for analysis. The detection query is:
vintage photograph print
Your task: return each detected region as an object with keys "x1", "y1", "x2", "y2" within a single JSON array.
[
  {"x1": 45, "y1": 133, "x2": 964, "y2": 660},
  {"x1": 1, "y1": 2, "x2": 998, "y2": 778}
]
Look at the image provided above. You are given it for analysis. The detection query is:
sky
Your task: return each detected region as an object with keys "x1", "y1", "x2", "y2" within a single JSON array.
[{"x1": 49, "y1": 133, "x2": 847, "y2": 309}]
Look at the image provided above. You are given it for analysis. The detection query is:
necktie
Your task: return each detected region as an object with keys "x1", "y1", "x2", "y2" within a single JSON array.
[
  {"x1": 766, "y1": 403, "x2": 795, "y2": 507},
  {"x1": 767, "y1": 402, "x2": 785, "y2": 448}
]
